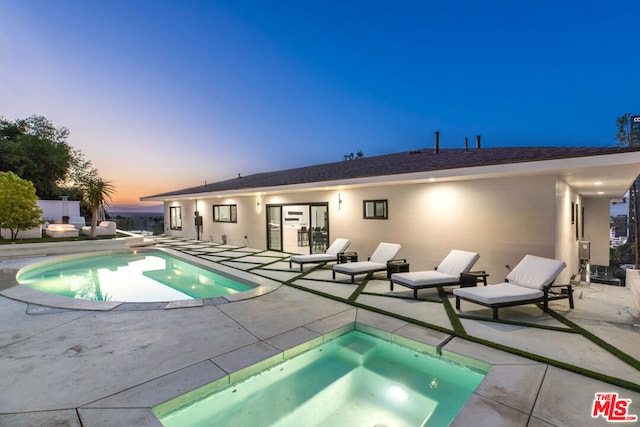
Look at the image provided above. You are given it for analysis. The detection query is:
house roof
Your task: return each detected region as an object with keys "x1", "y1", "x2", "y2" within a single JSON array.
[{"x1": 142, "y1": 146, "x2": 640, "y2": 200}]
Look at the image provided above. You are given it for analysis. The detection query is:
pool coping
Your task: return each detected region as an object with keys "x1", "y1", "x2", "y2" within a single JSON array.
[
  {"x1": 0, "y1": 232, "x2": 150, "y2": 258},
  {"x1": 0, "y1": 247, "x2": 282, "y2": 310}
]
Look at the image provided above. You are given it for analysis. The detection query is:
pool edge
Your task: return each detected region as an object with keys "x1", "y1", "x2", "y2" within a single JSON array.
[
  {"x1": 3, "y1": 248, "x2": 282, "y2": 310},
  {"x1": 152, "y1": 322, "x2": 491, "y2": 424}
]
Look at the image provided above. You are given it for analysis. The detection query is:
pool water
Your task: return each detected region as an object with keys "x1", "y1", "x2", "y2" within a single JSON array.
[
  {"x1": 16, "y1": 250, "x2": 252, "y2": 302},
  {"x1": 154, "y1": 330, "x2": 487, "y2": 426}
]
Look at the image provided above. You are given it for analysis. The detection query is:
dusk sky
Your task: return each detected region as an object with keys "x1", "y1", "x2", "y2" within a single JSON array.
[{"x1": 2, "y1": 1, "x2": 639, "y2": 207}]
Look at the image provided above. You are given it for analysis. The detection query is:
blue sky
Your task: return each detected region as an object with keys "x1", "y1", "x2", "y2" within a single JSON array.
[{"x1": 2, "y1": 1, "x2": 638, "y2": 206}]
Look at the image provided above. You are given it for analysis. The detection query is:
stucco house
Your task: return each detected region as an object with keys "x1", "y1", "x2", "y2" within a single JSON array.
[{"x1": 141, "y1": 145, "x2": 640, "y2": 285}]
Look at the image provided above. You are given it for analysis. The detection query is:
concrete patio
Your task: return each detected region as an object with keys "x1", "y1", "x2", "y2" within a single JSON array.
[{"x1": 1, "y1": 237, "x2": 639, "y2": 426}]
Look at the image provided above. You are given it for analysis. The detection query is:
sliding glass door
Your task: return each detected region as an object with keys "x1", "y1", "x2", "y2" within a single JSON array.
[
  {"x1": 266, "y1": 205, "x2": 282, "y2": 251},
  {"x1": 309, "y1": 204, "x2": 328, "y2": 254},
  {"x1": 267, "y1": 203, "x2": 329, "y2": 253}
]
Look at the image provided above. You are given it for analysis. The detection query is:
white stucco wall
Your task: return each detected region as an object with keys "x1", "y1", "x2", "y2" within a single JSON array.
[
  {"x1": 555, "y1": 180, "x2": 580, "y2": 283},
  {"x1": 163, "y1": 174, "x2": 573, "y2": 284},
  {"x1": 327, "y1": 176, "x2": 559, "y2": 283},
  {"x1": 582, "y1": 197, "x2": 611, "y2": 266}
]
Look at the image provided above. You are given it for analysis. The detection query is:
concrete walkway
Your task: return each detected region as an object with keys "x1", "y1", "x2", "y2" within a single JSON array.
[{"x1": 1, "y1": 237, "x2": 639, "y2": 426}]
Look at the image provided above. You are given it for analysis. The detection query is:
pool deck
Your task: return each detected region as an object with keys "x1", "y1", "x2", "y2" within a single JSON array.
[{"x1": 1, "y1": 237, "x2": 639, "y2": 426}]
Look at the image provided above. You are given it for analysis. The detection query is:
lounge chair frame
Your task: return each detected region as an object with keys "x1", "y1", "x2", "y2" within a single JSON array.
[
  {"x1": 289, "y1": 238, "x2": 351, "y2": 271},
  {"x1": 390, "y1": 273, "x2": 460, "y2": 299},
  {"x1": 455, "y1": 281, "x2": 574, "y2": 320},
  {"x1": 390, "y1": 250, "x2": 481, "y2": 299},
  {"x1": 333, "y1": 259, "x2": 405, "y2": 283},
  {"x1": 332, "y1": 242, "x2": 402, "y2": 283},
  {"x1": 289, "y1": 251, "x2": 351, "y2": 271}
]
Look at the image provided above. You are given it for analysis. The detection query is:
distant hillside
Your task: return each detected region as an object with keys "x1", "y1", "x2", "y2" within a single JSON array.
[
  {"x1": 109, "y1": 204, "x2": 164, "y2": 214},
  {"x1": 108, "y1": 206, "x2": 164, "y2": 234}
]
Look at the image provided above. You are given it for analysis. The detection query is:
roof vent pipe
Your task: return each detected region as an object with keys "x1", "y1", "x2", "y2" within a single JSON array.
[
  {"x1": 476, "y1": 135, "x2": 481, "y2": 149},
  {"x1": 465, "y1": 137, "x2": 469, "y2": 152},
  {"x1": 434, "y1": 131, "x2": 440, "y2": 154}
]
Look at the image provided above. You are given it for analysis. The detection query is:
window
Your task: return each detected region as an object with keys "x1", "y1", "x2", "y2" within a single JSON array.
[
  {"x1": 169, "y1": 206, "x2": 182, "y2": 230},
  {"x1": 363, "y1": 200, "x2": 388, "y2": 219},
  {"x1": 213, "y1": 204, "x2": 237, "y2": 223}
]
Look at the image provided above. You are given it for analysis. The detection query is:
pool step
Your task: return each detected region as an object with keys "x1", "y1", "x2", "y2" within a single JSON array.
[
  {"x1": 196, "y1": 356, "x2": 357, "y2": 426},
  {"x1": 335, "y1": 333, "x2": 377, "y2": 364}
]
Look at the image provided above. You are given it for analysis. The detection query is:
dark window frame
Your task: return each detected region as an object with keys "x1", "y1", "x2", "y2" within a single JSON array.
[
  {"x1": 169, "y1": 206, "x2": 182, "y2": 230},
  {"x1": 363, "y1": 199, "x2": 388, "y2": 220},
  {"x1": 213, "y1": 204, "x2": 238, "y2": 223}
]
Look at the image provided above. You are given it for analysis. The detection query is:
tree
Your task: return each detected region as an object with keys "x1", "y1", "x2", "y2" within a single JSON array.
[
  {"x1": 82, "y1": 177, "x2": 115, "y2": 239},
  {"x1": 58, "y1": 149, "x2": 99, "y2": 205},
  {"x1": 0, "y1": 115, "x2": 73, "y2": 199},
  {"x1": 0, "y1": 172, "x2": 44, "y2": 240},
  {"x1": 616, "y1": 114, "x2": 631, "y2": 146},
  {"x1": 616, "y1": 113, "x2": 639, "y2": 268},
  {"x1": 343, "y1": 150, "x2": 364, "y2": 160}
]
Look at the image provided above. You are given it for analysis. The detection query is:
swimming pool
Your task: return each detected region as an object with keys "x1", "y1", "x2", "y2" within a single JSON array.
[
  {"x1": 154, "y1": 330, "x2": 487, "y2": 426},
  {"x1": 16, "y1": 249, "x2": 253, "y2": 302}
]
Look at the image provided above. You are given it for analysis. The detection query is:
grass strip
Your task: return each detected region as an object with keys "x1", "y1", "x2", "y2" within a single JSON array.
[
  {"x1": 348, "y1": 277, "x2": 370, "y2": 302},
  {"x1": 359, "y1": 291, "x2": 441, "y2": 303},
  {"x1": 438, "y1": 286, "x2": 465, "y2": 335},
  {"x1": 457, "y1": 333, "x2": 640, "y2": 394},
  {"x1": 545, "y1": 308, "x2": 640, "y2": 371},
  {"x1": 457, "y1": 314, "x2": 579, "y2": 333},
  {"x1": 284, "y1": 281, "x2": 456, "y2": 335}
]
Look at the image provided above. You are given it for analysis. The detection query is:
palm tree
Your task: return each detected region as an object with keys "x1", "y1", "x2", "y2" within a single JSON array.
[{"x1": 82, "y1": 177, "x2": 115, "y2": 239}]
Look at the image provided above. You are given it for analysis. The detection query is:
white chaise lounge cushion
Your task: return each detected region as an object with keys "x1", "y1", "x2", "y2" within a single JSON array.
[
  {"x1": 334, "y1": 261, "x2": 386, "y2": 274},
  {"x1": 452, "y1": 254, "x2": 566, "y2": 304},
  {"x1": 505, "y1": 255, "x2": 567, "y2": 290},
  {"x1": 390, "y1": 249, "x2": 479, "y2": 288},
  {"x1": 325, "y1": 238, "x2": 352, "y2": 255},
  {"x1": 290, "y1": 253, "x2": 336, "y2": 263},
  {"x1": 290, "y1": 238, "x2": 351, "y2": 264},
  {"x1": 436, "y1": 250, "x2": 480, "y2": 276},
  {"x1": 391, "y1": 270, "x2": 458, "y2": 286},
  {"x1": 333, "y1": 242, "x2": 401, "y2": 275},
  {"x1": 369, "y1": 243, "x2": 402, "y2": 264},
  {"x1": 453, "y1": 283, "x2": 544, "y2": 305}
]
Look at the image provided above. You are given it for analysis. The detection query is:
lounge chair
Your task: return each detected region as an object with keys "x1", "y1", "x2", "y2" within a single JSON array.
[
  {"x1": 390, "y1": 249, "x2": 480, "y2": 299},
  {"x1": 68, "y1": 216, "x2": 86, "y2": 229},
  {"x1": 289, "y1": 238, "x2": 351, "y2": 271},
  {"x1": 81, "y1": 221, "x2": 117, "y2": 236},
  {"x1": 452, "y1": 254, "x2": 573, "y2": 319},
  {"x1": 332, "y1": 242, "x2": 402, "y2": 283}
]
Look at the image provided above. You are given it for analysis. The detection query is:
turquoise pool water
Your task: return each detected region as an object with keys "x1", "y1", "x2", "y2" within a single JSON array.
[
  {"x1": 16, "y1": 250, "x2": 252, "y2": 302},
  {"x1": 155, "y1": 330, "x2": 487, "y2": 426}
]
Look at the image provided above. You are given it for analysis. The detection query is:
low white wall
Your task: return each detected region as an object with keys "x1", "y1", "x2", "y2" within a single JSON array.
[
  {"x1": 1, "y1": 226, "x2": 42, "y2": 239},
  {"x1": 626, "y1": 268, "x2": 640, "y2": 309},
  {"x1": 0, "y1": 235, "x2": 148, "y2": 259}
]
